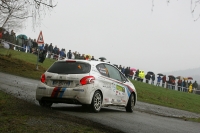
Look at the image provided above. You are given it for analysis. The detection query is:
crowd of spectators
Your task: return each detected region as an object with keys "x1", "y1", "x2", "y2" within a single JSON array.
[{"x1": 0, "y1": 28, "x2": 199, "y2": 94}]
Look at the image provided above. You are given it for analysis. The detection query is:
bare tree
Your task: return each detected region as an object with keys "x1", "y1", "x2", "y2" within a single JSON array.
[
  {"x1": 0, "y1": 0, "x2": 56, "y2": 31},
  {"x1": 151, "y1": 0, "x2": 200, "y2": 21}
]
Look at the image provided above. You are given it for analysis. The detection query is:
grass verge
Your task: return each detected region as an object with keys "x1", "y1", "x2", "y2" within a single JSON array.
[{"x1": 0, "y1": 90, "x2": 123, "y2": 133}]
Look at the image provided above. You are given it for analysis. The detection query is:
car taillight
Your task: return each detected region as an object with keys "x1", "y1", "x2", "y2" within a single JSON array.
[
  {"x1": 80, "y1": 76, "x2": 95, "y2": 85},
  {"x1": 41, "y1": 74, "x2": 46, "y2": 83}
]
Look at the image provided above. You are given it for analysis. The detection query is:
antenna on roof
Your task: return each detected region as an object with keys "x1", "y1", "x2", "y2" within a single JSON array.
[{"x1": 99, "y1": 57, "x2": 106, "y2": 62}]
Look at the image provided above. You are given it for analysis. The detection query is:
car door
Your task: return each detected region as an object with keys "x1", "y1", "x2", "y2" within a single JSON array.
[
  {"x1": 104, "y1": 64, "x2": 127, "y2": 105},
  {"x1": 96, "y1": 63, "x2": 113, "y2": 105}
]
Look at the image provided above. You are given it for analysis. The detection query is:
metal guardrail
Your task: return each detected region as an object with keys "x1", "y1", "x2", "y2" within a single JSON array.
[{"x1": 131, "y1": 76, "x2": 200, "y2": 94}]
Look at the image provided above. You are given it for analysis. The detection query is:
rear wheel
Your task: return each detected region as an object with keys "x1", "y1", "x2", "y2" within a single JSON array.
[
  {"x1": 126, "y1": 93, "x2": 135, "y2": 112},
  {"x1": 39, "y1": 100, "x2": 53, "y2": 108},
  {"x1": 90, "y1": 91, "x2": 102, "y2": 113}
]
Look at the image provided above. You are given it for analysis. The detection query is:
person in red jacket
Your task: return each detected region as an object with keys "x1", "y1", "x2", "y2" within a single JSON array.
[
  {"x1": 129, "y1": 70, "x2": 134, "y2": 79},
  {"x1": 162, "y1": 75, "x2": 166, "y2": 88},
  {"x1": 0, "y1": 32, "x2": 2, "y2": 39}
]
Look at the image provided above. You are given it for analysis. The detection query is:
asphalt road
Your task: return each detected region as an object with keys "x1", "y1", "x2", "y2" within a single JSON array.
[{"x1": 0, "y1": 72, "x2": 199, "y2": 133}]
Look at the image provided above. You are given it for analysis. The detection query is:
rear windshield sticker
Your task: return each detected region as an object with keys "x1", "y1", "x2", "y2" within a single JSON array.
[
  {"x1": 98, "y1": 67, "x2": 108, "y2": 75},
  {"x1": 77, "y1": 64, "x2": 82, "y2": 69}
]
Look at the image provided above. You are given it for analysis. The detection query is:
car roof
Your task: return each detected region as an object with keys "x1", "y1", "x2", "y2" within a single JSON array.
[{"x1": 57, "y1": 59, "x2": 111, "y2": 66}]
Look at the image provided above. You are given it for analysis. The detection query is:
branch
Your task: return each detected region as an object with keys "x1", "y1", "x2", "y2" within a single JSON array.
[
  {"x1": 10, "y1": 14, "x2": 33, "y2": 19},
  {"x1": 33, "y1": 0, "x2": 57, "y2": 8}
]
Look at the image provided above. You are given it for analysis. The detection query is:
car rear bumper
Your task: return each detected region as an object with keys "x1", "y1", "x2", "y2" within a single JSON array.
[{"x1": 36, "y1": 83, "x2": 95, "y2": 104}]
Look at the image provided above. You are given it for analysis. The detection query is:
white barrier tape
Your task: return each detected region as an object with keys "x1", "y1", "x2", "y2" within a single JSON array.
[{"x1": 0, "y1": 39, "x2": 25, "y2": 49}]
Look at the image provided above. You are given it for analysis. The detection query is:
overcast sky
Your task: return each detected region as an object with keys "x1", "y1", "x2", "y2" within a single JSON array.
[{"x1": 20, "y1": 0, "x2": 200, "y2": 74}]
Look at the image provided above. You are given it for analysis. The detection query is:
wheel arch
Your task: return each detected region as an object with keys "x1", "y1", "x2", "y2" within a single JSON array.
[{"x1": 89, "y1": 89, "x2": 103, "y2": 104}]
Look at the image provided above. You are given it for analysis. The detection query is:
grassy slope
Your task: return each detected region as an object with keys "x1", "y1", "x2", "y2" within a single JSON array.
[
  {"x1": 133, "y1": 80, "x2": 200, "y2": 114},
  {"x1": 0, "y1": 90, "x2": 123, "y2": 133}
]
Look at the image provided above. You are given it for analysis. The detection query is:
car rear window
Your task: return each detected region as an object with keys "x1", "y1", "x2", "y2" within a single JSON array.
[{"x1": 47, "y1": 61, "x2": 91, "y2": 74}]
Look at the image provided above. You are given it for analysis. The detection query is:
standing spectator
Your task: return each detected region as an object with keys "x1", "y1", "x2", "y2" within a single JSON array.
[
  {"x1": 39, "y1": 49, "x2": 46, "y2": 63},
  {"x1": 10, "y1": 30, "x2": 16, "y2": 50},
  {"x1": 47, "y1": 43, "x2": 53, "y2": 58},
  {"x1": 129, "y1": 70, "x2": 134, "y2": 79},
  {"x1": 145, "y1": 73, "x2": 151, "y2": 84},
  {"x1": 118, "y1": 65, "x2": 122, "y2": 71},
  {"x1": 124, "y1": 67, "x2": 129, "y2": 78},
  {"x1": 53, "y1": 45, "x2": 59, "y2": 59},
  {"x1": 91, "y1": 56, "x2": 95, "y2": 60},
  {"x1": 151, "y1": 74, "x2": 155, "y2": 85},
  {"x1": 32, "y1": 39, "x2": 38, "y2": 49},
  {"x1": 134, "y1": 69, "x2": 139, "y2": 80},
  {"x1": 67, "y1": 50, "x2": 72, "y2": 59},
  {"x1": 188, "y1": 83, "x2": 193, "y2": 93},
  {"x1": 79, "y1": 54, "x2": 85, "y2": 60},
  {"x1": 171, "y1": 78, "x2": 175, "y2": 90},
  {"x1": 139, "y1": 70, "x2": 145, "y2": 82},
  {"x1": 192, "y1": 81, "x2": 198, "y2": 94},
  {"x1": 121, "y1": 67, "x2": 125, "y2": 74},
  {"x1": 27, "y1": 38, "x2": 33, "y2": 53},
  {"x1": 44, "y1": 44, "x2": 48, "y2": 53},
  {"x1": 76, "y1": 53, "x2": 81, "y2": 59},
  {"x1": 0, "y1": 28, "x2": 2, "y2": 39},
  {"x1": 185, "y1": 81, "x2": 189, "y2": 92},
  {"x1": 177, "y1": 79, "x2": 182, "y2": 91},
  {"x1": 162, "y1": 75, "x2": 166, "y2": 88},
  {"x1": 156, "y1": 75, "x2": 161, "y2": 86},
  {"x1": 85, "y1": 55, "x2": 90, "y2": 60},
  {"x1": 182, "y1": 80, "x2": 186, "y2": 92},
  {"x1": 59, "y1": 49, "x2": 66, "y2": 59}
]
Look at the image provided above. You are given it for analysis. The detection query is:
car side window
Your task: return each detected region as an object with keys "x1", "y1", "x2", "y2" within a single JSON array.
[
  {"x1": 104, "y1": 64, "x2": 122, "y2": 82},
  {"x1": 96, "y1": 64, "x2": 109, "y2": 77},
  {"x1": 121, "y1": 73, "x2": 128, "y2": 82}
]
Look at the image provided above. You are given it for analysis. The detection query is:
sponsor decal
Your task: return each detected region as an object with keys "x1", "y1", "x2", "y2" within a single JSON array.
[
  {"x1": 122, "y1": 99, "x2": 126, "y2": 103},
  {"x1": 104, "y1": 98, "x2": 109, "y2": 102},
  {"x1": 117, "y1": 99, "x2": 121, "y2": 102},
  {"x1": 51, "y1": 87, "x2": 66, "y2": 98},
  {"x1": 116, "y1": 85, "x2": 125, "y2": 92}
]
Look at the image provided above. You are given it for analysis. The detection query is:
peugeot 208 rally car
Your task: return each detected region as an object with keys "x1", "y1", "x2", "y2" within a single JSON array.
[{"x1": 36, "y1": 59, "x2": 137, "y2": 113}]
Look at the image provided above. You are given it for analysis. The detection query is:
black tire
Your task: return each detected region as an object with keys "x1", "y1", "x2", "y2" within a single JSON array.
[
  {"x1": 90, "y1": 91, "x2": 102, "y2": 113},
  {"x1": 82, "y1": 104, "x2": 89, "y2": 112},
  {"x1": 39, "y1": 100, "x2": 53, "y2": 108},
  {"x1": 126, "y1": 93, "x2": 135, "y2": 112}
]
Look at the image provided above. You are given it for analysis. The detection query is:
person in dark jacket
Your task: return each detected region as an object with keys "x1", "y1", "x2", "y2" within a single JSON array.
[
  {"x1": 91, "y1": 56, "x2": 95, "y2": 60},
  {"x1": 47, "y1": 43, "x2": 53, "y2": 58},
  {"x1": 134, "y1": 69, "x2": 139, "y2": 80},
  {"x1": 151, "y1": 74, "x2": 155, "y2": 85},
  {"x1": 145, "y1": 73, "x2": 151, "y2": 84},
  {"x1": 67, "y1": 50, "x2": 72, "y2": 59}
]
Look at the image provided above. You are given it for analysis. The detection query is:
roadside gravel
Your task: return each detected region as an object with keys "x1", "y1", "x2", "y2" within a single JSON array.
[{"x1": 135, "y1": 101, "x2": 200, "y2": 119}]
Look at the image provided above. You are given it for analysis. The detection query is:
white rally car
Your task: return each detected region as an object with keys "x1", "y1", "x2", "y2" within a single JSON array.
[{"x1": 36, "y1": 59, "x2": 137, "y2": 113}]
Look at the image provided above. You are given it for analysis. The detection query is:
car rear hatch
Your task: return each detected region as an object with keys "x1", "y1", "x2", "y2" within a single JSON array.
[{"x1": 44, "y1": 60, "x2": 91, "y2": 88}]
